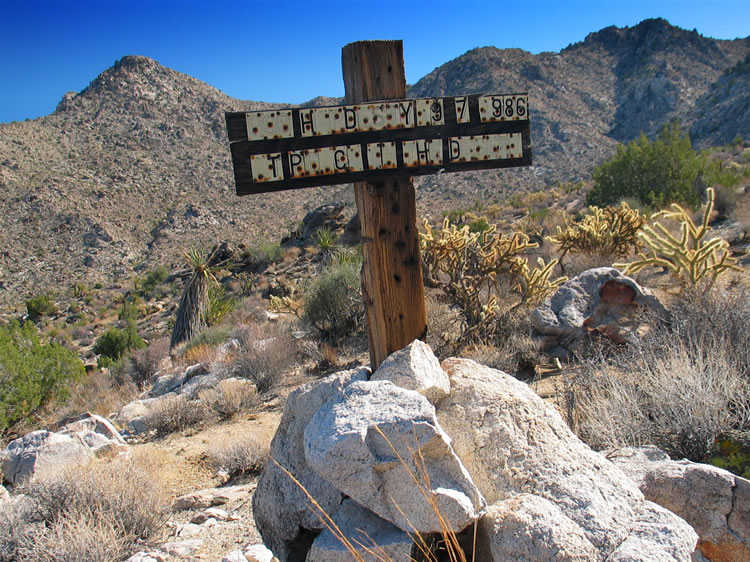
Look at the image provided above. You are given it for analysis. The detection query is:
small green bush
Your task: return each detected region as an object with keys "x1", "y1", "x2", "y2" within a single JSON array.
[
  {"x1": 25, "y1": 293, "x2": 57, "y2": 322},
  {"x1": 117, "y1": 298, "x2": 140, "y2": 323},
  {"x1": 93, "y1": 322, "x2": 146, "y2": 368},
  {"x1": 588, "y1": 121, "x2": 704, "y2": 209},
  {"x1": 0, "y1": 321, "x2": 85, "y2": 433},
  {"x1": 139, "y1": 266, "x2": 170, "y2": 299},
  {"x1": 245, "y1": 240, "x2": 283, "y2": 264},
  {"x1": 304, "y1": 260, "x2": 364, "y2": 343}
]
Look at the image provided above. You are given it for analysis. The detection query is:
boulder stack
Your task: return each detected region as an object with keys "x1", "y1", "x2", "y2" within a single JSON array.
[{"x1": 252, "y1": 340, "x2": 700, "y2": 561}]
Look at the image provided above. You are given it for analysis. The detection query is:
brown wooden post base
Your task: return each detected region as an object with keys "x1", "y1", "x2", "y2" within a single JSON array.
[{"x1": 341, "y1": 40, "x2": 427, "y2": 369}]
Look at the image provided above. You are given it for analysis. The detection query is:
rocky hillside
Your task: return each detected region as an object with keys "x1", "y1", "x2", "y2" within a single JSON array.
[{"x1": 1, "y1": 19, "x2": 748, "y2": 308}]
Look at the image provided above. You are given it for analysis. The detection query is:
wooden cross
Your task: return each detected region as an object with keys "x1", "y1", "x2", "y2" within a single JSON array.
[{"x1": 226, "y1": 40, "x2": 531, "y2": 369}]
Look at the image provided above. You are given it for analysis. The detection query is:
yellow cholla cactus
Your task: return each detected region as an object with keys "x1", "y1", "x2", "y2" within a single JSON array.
[
  {"x1": 548, "y1": 202, "x2": 646, "y2": 259},
  {"x1": 269, "y1": 295, "x2": 303, "y2": 318},
  {"x1": 515, "y1": 257, "x2": 568, "y2": 305},
  {"x1": 617, "y1": 188, "x2": 742, "y2": 287},
  {"x1": 421, "y1": 217, "x2": 566, "y2": 342}
]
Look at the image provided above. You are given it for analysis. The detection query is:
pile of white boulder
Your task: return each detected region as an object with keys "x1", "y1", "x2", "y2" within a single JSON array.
[{"x1": 252, "y1": 340, "x2": 749, "y2": 562}]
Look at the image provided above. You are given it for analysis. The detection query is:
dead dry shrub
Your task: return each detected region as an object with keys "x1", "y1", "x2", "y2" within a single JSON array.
[
  {"x1": 143, "y1": 394, "x2": 210, "y2": 436},
  {"x1": 180, "y1": 342, "x2": 223, "y2": 366},
  {"x1": 561, "y1": 251, "x2": 621, "y2": 278},
  {"x1": 230, "y1": 323, "x2": 297, "y2": 394},
  {"x1": 123, "y1": 336, "x2": 171, "y2": 388},
  {"x1": 565, "y1": 287, "x2": 750, "y2": 462},
  {"x1": 0, "y1": 496, "x2": 38, "y2": 562},
  {"x1": 207, "y1": 434, "x2": 268, "y2": 478},
  {"x1": 4, "y1": 455, "x2": 168, "y2": 562},
  {"x1": 199, "y1": 378, "x2": 260, "y2": 420},
  {"x1": 461, "y1": 308, "x2": 543, "y2": 380},
  {"x1": 424, "y1": 293, "x2": 462, "y2": 359},
  {"x1": 668, "y1": 286, "x2": 750, "y2": 377},
  {"x1": 18, "y1": 512, "x2": 130, "y2": 562},
  {"x1": 55, "y1": 370, "x2": 138, "y2": 422}
]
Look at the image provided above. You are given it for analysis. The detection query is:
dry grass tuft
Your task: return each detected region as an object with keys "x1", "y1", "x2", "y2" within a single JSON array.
[
  {"x1": 207, "y1": 433, "x2": 268, "y2": 478},
  {"x1": 565, "y1": 286, "x2": 750, "y2": 461},
  {"x1": 143, "y1": 394, "x2": 210, "y2": 436},
  {"x1": 1, "y1": 453, "x2": 169, "y2": 562},
  {"x1": 199, "y1": 378, "x2": 260, "y2": 420},
  {"x1": 180, "y1": 342, "x2": 223, "y2": 366}
]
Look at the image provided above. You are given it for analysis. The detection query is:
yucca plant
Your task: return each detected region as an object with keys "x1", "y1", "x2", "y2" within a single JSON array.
[{"x1": 170, "y1": 248, "x2": 219, "y2": 350}]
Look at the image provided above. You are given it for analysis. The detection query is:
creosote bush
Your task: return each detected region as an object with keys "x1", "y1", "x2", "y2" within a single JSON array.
[
  {"x1": 93, "y1": 321, "x2": 146, "y2": 369},
  {"x1": 0, "y1": 320, "x2": 85, "y2": 434},
  {"x1": 25, "y1": 293, "x2": 57, "y2": 322},
  {"x1": 303, "y1": 258, "x2": 364, "y2": 344},
  {"x1": 588, "y1": 121, "x2": 704, "y2": 209}
]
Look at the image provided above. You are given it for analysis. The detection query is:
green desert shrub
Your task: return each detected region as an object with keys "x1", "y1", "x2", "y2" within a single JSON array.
[
  {"x1": 0, "y1": 320, "x2": 85, "y2": 434},
  {"x1": 587, "y1": 121, "x2": 704, "y2": 209},
  {"x1": 303, "y1": 259, "x2": 364, "y2": 343},
  {"x1": 25, "y1": 293, "x2": 57, "y2": 322},
  {"x1": 93, "y1": 322, "x2": 146, "y2": 368},
  {"x1": 138, "y1": 265, "x2": 170, "y2": 300}
]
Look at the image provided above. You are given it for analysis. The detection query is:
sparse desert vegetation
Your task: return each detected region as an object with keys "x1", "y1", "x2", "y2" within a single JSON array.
[{"x1": 1, "y1": 19, "x2": 750, "y2": 560}]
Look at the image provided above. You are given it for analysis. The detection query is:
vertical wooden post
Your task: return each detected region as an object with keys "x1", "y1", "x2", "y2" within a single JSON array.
[{"x1": 341, "y1": 40, "x2": 427, "y2": 369}]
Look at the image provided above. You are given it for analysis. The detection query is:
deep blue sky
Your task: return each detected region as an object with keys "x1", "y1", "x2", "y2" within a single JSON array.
[{"x1": 1, "y1": 0, "x2": 748, "y2": 123}]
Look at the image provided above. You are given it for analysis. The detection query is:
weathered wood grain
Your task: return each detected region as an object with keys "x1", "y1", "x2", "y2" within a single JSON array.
[{"x1": 342, "y1": 40, "x2": 427, "y2": 369}]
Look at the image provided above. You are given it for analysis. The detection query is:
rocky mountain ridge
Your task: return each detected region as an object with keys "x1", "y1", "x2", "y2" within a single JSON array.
[{"x1": 1, "y1": 18, "x2": 748, "y2": 308}]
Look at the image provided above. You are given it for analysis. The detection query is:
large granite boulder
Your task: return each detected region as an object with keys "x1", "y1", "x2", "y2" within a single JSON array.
[
  {"x1": 55, "y1": 412, "x2": 127, "y2": 457},
  {"x1": 531, "y1": 267, "x2": 667, "y2": 357},
  {"x1": 304, "y1": 380, "x2": 484, "y2": 534},
  {"x1": 370, "y1": 339, "x2": 450, "y2": 403},
  {"x1": 1, "y1": 430, "x2": 93, "y2": 486},
  {"x1": 307, "y1": 499, "x2": 415, "y2": 562},
  {"x1": 476, "y1": 493, "x2": 597, "y2": 561},
  {"x1": 252, "y1": 367, "x2": 369, "y2": 561},
  {"x1": 611, "y1": 447, "x2": 750, "y2": 562},
  {"x1": 436, "y1": 358, "x2": 695, "y2": 558}
]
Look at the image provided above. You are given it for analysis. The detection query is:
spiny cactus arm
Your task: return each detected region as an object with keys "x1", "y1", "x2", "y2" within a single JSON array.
[
  {"x1": 618, "y1": 256, "x2": 680, "y2": 276},
  {"x1": 695, "y1": 187, "x2": 716, "y2": 242},
  {"x1": 514, "y1": 257, "x2": 567, "y2": 306},
  {"x1": 269, "y1": 295, "x2": 303, "y2": 318}
]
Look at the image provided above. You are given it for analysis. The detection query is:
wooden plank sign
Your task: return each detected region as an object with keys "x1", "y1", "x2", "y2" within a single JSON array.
[{"x1": 226, "y1": 93, "x2": 531, "y2": 195}]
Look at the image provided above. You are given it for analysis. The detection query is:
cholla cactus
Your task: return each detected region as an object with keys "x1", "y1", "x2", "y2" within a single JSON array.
[
  {"x1": 269, "y1": 295, "x2": 303, "y2": 318},
  {"x1": 617, "y1": 188, "x2": 742, "y2": 287},
  {"x1": 421, "y1": 217, "x2": 566, "y2": 341},
  {"x1": 515, "y1": 257, "x2": 568, "y2": 305},
  {"x1": 548, "y1": 202, "x2": 646, "y2": 259}
]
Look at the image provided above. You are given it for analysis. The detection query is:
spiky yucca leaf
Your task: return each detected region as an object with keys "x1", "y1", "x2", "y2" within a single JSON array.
[{"x1": 170, "y1": 248, "x2": 219, "y2": 350}]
